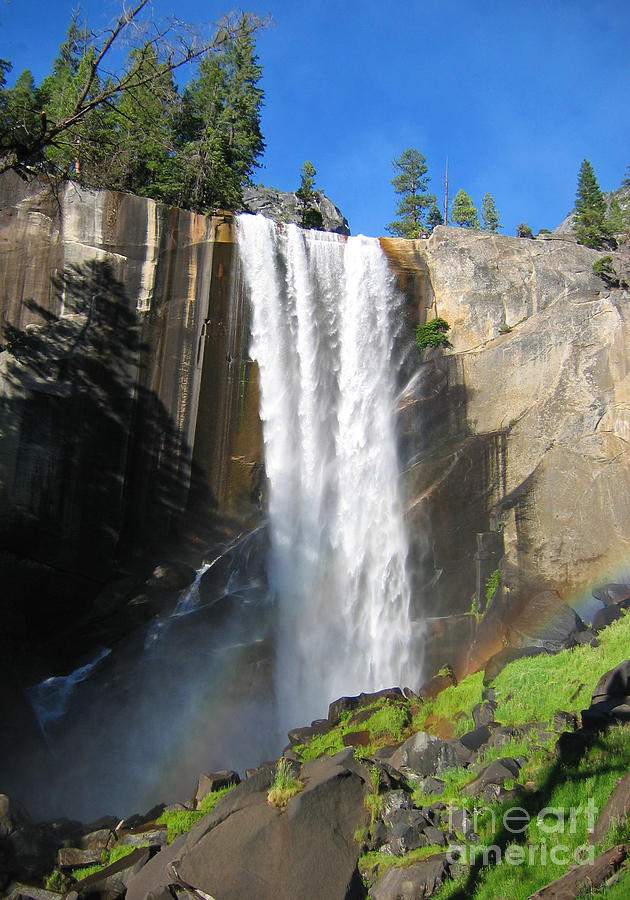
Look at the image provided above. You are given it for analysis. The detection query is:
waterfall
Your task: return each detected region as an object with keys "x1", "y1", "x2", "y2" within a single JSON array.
[{"x1": 237, "y1": 214, "x2": 423, "y2": 729}]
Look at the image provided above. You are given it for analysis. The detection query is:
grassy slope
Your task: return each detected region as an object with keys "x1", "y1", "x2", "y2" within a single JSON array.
[{"x1": 293, "y1": 613, "x2": 630, "y2": 896}]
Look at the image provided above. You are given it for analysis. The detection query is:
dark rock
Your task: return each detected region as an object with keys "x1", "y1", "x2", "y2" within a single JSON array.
[
  {"x1": 287, "y1": 725, "x2": 316, "y2": 745},
  {"x1": 581, "y1": 659, "x2": 630, "y2": 729},
  {"x1": 0, "y1": 796, "x2": 30, "y2": 838},
  {"x1": 552, "y1": 711, "x2": 578, "y2": 732},
  {"x1": 193, "y1": 771, "x2": 240, "y2": 807},
  {"x1": 366, "y1": 820, "x2": 389, "y2": 851},
  {"x1": 120, "y1": 825, "x2": 167, "y2": 848},
  {"x1": 380, "y1": 791, "x2": 414, "y2": 823},
  {"x1": 369, "y1": 853, "x2": 451, "y2": 900},
  {"x1": 403, "y1": 687, "x2": 421, "y2": 702},
  {"x1": 591, "y1": 660, "x2": 630, "y2": 702},
  {"x1": 73, "y1": 846, "x2": 150, "y2": 899},
  {"x1": 131, "y1": 749, "x2": 368, "y2": 900},
  {"x1": 421, "y1": 777, "x2": 445, "y2": 795},
  {"x1": 418, "y1": 667, "x2": 457, "y2": 701},
  {"x1": 462, "y1": 757, "x2": 521, "y2": 796},
  {"x1": 370, "y1": 761, "x2": 410, "y2": 792},
  {"x1": 568, "y1": 628, "x2": 598, "y2": 646},
  {"x1": 342, "y1": 730, "x2": 371, "y2": 748},
  {"x1": 422, "y1": 825, "x2": 447, "y2": 847},
  {"x1": 3, "y1": 884, "x2": 65, "y2": 900},
  {"x1": 592, "y1": 583, "x2": 630, "y2": 606},
  {"x1": 310, "y1": 719, "x2": 330, "y2": 734},
  {"x1": 389, "y1": 732, "x2": 459, "y2": 779},
  {"x1": 472, "y1": 700, "x2": 496, "y2": 729},
  {"x1": 372, "y1": 744, "x2": 401, "y2": 762},
  {"x1": 382, "y1": 809, "x2": 429, "y2": 856},
  {"x1": 92, "y1": 577, "x2": 138, "y2": 616},
  {"x1": 459, "y1": 724, "x2": 494, "y2": 752},
  {"x1": 327, "y1": 688, "x2": 405, "y2": 726},
  {"x1": 446, "y1": 740, "x2": 473, "y2": 767},
  {"x1": 485, "y1": 725, "x2": 527, "y2": 751},
  {"x1": 57, "y1": 847, "x2": 102, "y2": 869},
  {"x1": 146, "y1": 563, "x2": 196, "y2": 591},
  {"x1": 592, "y1": 605, "x2": 624, "y2": 631},
  {"x1": 242, "y1": 184, "x2": 351, "y2": 236},
  {"x1": 506, "y1": 591, "x2": 586, "y2": 648},
  {"x1": 590, "y1": 770, "x2": 630, "y2": 844}
]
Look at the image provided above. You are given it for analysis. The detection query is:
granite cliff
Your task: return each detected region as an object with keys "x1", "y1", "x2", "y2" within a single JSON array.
[{"x1": 2, "y1": 180, "x2": 630, "y2": 788}]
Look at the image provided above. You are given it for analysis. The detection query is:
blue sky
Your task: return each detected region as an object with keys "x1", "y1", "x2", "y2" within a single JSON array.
[{"x1": 2, "y1": 0, "x2": 629, "y2": 237}]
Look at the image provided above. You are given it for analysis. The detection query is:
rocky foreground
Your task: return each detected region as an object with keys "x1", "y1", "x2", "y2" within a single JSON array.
[{"x1": 3, "y1": 587, "x2": 630, "y2": 899}]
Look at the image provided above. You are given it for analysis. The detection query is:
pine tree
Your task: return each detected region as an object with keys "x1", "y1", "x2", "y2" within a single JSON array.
[
  {"x1": 178, "y1": 15, "x2": 265, "y2": 212},
  {"x1": 451, "y1": 189, "x2": 480, "y2": 228},
  {"x1": 481, "y1": 193, "x2": 501, "y2": 232},
  {"x1": 296, "y1": 160, "x2": 323, "y2": 229},
  {"x1": 426, "y1": 199, "x2": 444, "y2": 233},
  {"x1": 574, "y1": 158, "x2": 610, "y2": 248},
  {"x1": 109, "y1": 44, "x2": 178, "y2": 198},
  {"x1": 386, "y1": 147, "x2": 435, "y2": 238}
]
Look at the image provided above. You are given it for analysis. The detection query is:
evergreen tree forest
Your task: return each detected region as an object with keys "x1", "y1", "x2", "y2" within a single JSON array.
[{"x1": 0, "y1": 2, "x2": 266, "y2": 214}]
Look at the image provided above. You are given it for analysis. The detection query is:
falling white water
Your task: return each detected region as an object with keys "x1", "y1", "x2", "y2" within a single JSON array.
[{"x1": 237, "y1": 214, "x2": 423, "y2": 728}]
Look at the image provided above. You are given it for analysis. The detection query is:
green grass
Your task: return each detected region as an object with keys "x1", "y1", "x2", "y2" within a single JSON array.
[
  {"x1": 411, "y1": 672, "x2": 485, "y2": 737},
  {"x1": 433, "y1": 723, "x2": 630, "y2": 900},
  {"x1": 492, "y1": 612, "x2": 630, "y2": 727},
  {"x1": 293, "y1": 698, "x2": 414, "y2": 761},
  {"x1": 156, "y1": 784, "x2": 236, "y2": 841},
  {"x1": 267, "y1": 758, "x2": 303, "y2": 809},
  {"x1": 70, "y1": 841, "x2": 142, "y2": 881},
  {"x1": 359, "y1": 844, "x2": 450, "y2": 882}
]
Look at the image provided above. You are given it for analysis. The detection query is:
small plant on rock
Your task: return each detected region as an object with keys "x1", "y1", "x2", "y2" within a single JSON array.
[
  {"x1": 485, "y1": 568, "x2": 500, "y2": 604},
  {"x1": 415, "y1": 316, "x2": 451, "y2": 352},
  {"x1": 267, "y1": 758, "x2": 303, "y2": 810},
  {"x1": 592, "y1": 255, "x2": 622, "y2": 287}
]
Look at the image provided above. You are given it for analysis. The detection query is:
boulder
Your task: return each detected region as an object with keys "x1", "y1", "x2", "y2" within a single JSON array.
[
  {"x1": 592, "y1": 605, "x2": 624, "y2": 632},
  {"x1": 507, "y1": 591, "x2": 586, "y2": 648},
  {"x1": 458, "y1": 724, "x2": 494, "y2": 753},
  {"x1": 193, "y1": 771, "x2": 240, "y2": 806},
  {"x1": 421, "y1": 778, "x2": 446, "y2": 795},
  {"x1": 418, "y1": 668, "x2": 457, "y2": 701},
  {"x1": 590, "y1": 771, "x2": 630, "y2": 844},
  {"x1": 342, "y1": 730, "x2": 371, "y2": 748},
  {"x1": 241, "y1": 185, "x2": 351, "y2": 236},
  {"x1": 380, "y1": 791, "x2": 414, "y2": 823},
  {"x1": 3, "y1": 885, "x2": 65, "y2": 900},
  {"x1": 369, "y1": 853, "x2": 451, "y2": 900},
  {"x1": 472, "y1": 700, "x2": 496, "y2": 729},
  {"x1": 0, "y1": 797, "x2": 30, "y2": 838},
  {"x1": 552, "y1": 711, "x2": 578, "y2": 732},
  {"x1": 389, "y1": 732, "x2": 459, "y2": 779},
  {"x1": 462, "y1": 757, "x2": 521, "y2": 796},
  {"x1": 383, "y1": 809, "x2": 432, "y2": 855},
  {"x1": 592, "y1": 583, "x2": 630, "y2": 606},
  {"x1": 327, "y1": 688, "x2": 405, "y2": 726},
  {"x1": 129, "y1": 749, "x2": 368, "y2": 900},
  {"x1": 582, "y1": 659, "x2": 630, "y2": 729},
  {"x1": 72, "y1": 846, "x2": 150, "y2": 899},
  {"x1": 57, "y1": 847, "x2": 102, "y2": 869}
]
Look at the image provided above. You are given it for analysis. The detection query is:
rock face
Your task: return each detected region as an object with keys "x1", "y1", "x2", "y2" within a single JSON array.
[
  {"x1": 385, "y1": 226, "x2": 630, "y2": 671},
  {"x1": 4, "y1": 180, "x2": 630, "y2": 699},
  {"x1": 242, "y1": 183, "x2": 350, "y2": 235},
  {"x1": 0, "y1": 174, "x2": 263, "y2": 633}
]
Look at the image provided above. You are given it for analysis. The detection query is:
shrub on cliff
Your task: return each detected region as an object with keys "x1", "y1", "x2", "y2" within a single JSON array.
[{"x1": 415, "y1": 317, "x2": 451, "y2": 353}]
